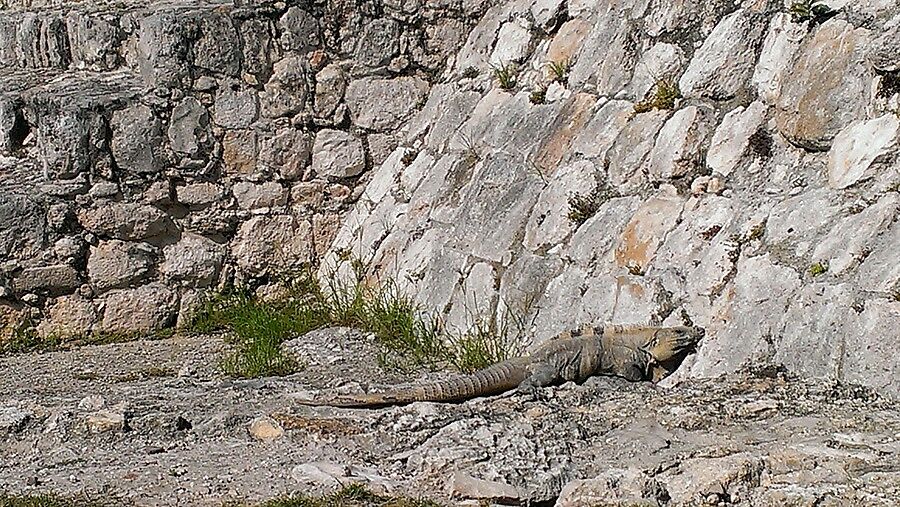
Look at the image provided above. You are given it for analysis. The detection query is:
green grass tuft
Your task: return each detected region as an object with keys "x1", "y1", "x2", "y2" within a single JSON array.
[
  {"x1": 490, "y1": 61, "x2": 518, "y2": 90},
  {"x1": 633, "y1": 78, "x2": 681, "y2": 114},
  {"x1": 231, "y1": 483, "x2": 442, "y2": 507},
  {"x1": 529, "y1": 87, "x2": 547, "y2": 105},
  {"x1": 545, "y1": 59, "x2": 570, "y2": 84},
  {"x1": 0, "y1": 492, "x2": 117, "y2": 507},
  {"x1": 187, "y1": 268, "x2": 527, "y2": 378}
]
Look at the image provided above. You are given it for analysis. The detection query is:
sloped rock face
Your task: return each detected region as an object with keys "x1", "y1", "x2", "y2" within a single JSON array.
[
  {"x1": 0, "y1": 0, "x2": 489, "y2": 337},
  {"x1": 321, "y1": 0, "x2": 900, "y2": 401}
]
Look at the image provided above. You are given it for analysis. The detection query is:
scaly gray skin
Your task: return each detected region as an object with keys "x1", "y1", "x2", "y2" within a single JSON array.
[{"x1": 294, "y1": 324, "x2": 705, "y2": 408}]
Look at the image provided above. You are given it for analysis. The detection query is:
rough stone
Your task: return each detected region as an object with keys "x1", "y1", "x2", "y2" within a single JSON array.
[
  {"x1": 706, "y1": 101, "x2": 768, "y2": 177},
  {"x1": 260, "y1": 55, "x2": 309, "y2": 118},
  {"x1": 0, "y1": 406, "x2": 31, "y2": 434},
  {"x1": 605, "y1": 109, "x2": 669, "y2": 190},
  {"x1": 857, "y1": 219, "x2": 900, "y2": 293},
  {"x1": 111, "y1": 103, "x2": 166, "y2": 175},
  {"x1": 664, "y1": 453, "x2": 765, "y2": 505},
  {"x1": 279, "y1": 7, "x2": 319, "y2": 53},
  {"x1": 222, "y1": 129, "x2": 258, "y2": 176},
  {"x1": 176, "y1": 182, "x2": 224, "y2": 208},
  {"x1": 523, "y1": 160, "x2": 597, "y2": 251},
  {"x1": 691, "y1": 254, "x2": 801, "y2": 378},
  {"x1": 11, "y1": 265, "x2": 80, "y2": 296},
  {"x1": 827, "y1": 114, "x2": 899, "y2": 189},
  {"x1": 0, "y1": 193, "x2": 45, "y2": 261},
  {"x1": 752, "y1": 13, "x2": 805, "y2": 104},
  {"x1": 868, "y1": 22, "x2": 900, "y2": 72},
  {"x1": 248, "y1": 416, "x2": 284, "y2": 441},
  {"x1": 134, "y1": 13, "x2": 191, "y2": 88},
  {"x1": 35, "y1": 295, "x2": 98, "y2": 338},
  {"x1": 101, "y1": 283, "x2": 178, "y2": 333},
  {"x1": 775, "y1": 20, "x2": 871, "y2": 150},
  {"x1": 259, "y1": 128, "x2": 313, "y2": 181},
  {"x1": 811, "y1": 193, "x2": 898, "y2": 276},
  {"x1": 168, "y1": 97, "x2": 210, "y2": 156},
  {"x1": 647, "y1": 106, "x2": 713, "y2": 181},
  {"x1": 354, "y1": 18, "x2": 400, "y2": 68},
  {"x1": 240, "y1": 18, "x2": 273, "y2": 83},
  {"x1": 214, "y1": 82, "x2": 259, "y2": 129},
  {"x1": 766, "y1": 189, "x2": 840, "y2": 257},
  {"x1": 557, "y1": 468, "x2": 668, "y2": 507},
  {"x1": 489, "y1": 19, "x2": 533, "y2": 66},
  {"x1": 87, "y1": 240, "x2": 156, "y2": 292},
  {"x1": 232, "y1": 215, "x2": 314, "y2": 277},
  {"x1": 628, "y1": 42, "x2": 685, "y2": 99},
  {"x1": 314, "y1": 64, "x2": 346, "y2": 119},
  {"x1": 614, "y1": 187, "x2": 684, "y2": 274},
  {"x1": 233, "y1": 182, "x2": 288, "y2": 210},
  {"x1": 160, "y1": 233, "x2": 226, "y2": 287},
  {"x1": 345, "y1": 77, "x2": 429, "y2": 131},
  {"x1": 446, "y1": 152, "x2": 543, "y2": 264},
  {"x1": 843, "y1": 299, "x2": 900, "y2": 398},
  {"x1": 86, "y1": 409, "x2": 126, "y2": 433},
  {"x1": 193, "y1": 13, "x2": 240, "y2": 76},
  {"x1": 570, "y1": 99, "x2": 633, "y2": 159},
  {"x1": 310, "y1": 129, "x2": 366, "y2": 179},
  {"x1": 66, "y1": 12, "x2": 120, "y2": 71},
  {"x1": 679, "y1": 9, "x2": 767, "y2": 100},
  {"x1": 531, "y1": 0, "x2": 566, "y2": 32},
  {"x1": 290, "y1": 462, "x2": 345, "y2": 488},
  {"x1": 448, "y1": 472, "x2": 520, "y2": 502}
]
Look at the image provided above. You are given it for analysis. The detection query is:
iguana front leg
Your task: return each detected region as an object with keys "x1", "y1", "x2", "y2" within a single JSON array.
[{"x1": 515, "y1": 362, "x2": 558, "y2": 400}]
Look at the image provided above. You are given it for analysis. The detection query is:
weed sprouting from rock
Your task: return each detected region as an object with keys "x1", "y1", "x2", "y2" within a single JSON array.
[
  {"x1": 490, "y1": 61, "x2": 518, "y2": 90},
  {"x1": 567, "y1": 182, "x2": 618, "y2": 226},
  {"x1": 808, "y1": 261, "x2": 829, "y2": 277},
  {"x1": 461, "y1": 66, "x2": 479, "y2": 79},
  {"x1": 545, "y1": 59, "x2": 571, "y2": 84},
  {"x1": 788, "y1": 0, "x2": 836, "y2": 25},
  {"x1": 633, "y1": 77, "x2": 681, "y2": 114},
  {"x1": 529, "y1": 86, "x2": 547, "y2": 105}
]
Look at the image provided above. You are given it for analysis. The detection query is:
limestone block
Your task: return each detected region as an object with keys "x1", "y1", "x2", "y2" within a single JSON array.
[
  {"x1": 345, "y1": 77, "x2": 429, "y2": 131},
  {"x1": 87, "y1": 240, "x2": 157, "y2": 292},
  {"x1": 775, "y1": 20, "x2": 871, "y2": 150},
  {"x1": 100, "y1": 283, "x2": 178, "y2": 332},
  {"x1": 827, "y1": 115, "x2": 899, "y2": 189},
  {"x1": 161, "y1": 233, "x2": 226, "y2": 287},
  {"x1": 310, "y1": 129, "x2": 366, "y2": 179}
]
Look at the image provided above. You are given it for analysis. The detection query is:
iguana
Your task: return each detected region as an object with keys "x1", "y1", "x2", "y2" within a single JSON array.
[{"x1": 293, "y1": 324, "x2": 704, "y2": 408}]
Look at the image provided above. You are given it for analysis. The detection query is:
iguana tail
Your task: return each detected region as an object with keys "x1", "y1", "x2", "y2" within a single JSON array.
[{"x1": 294, "y1": 358, "x2": 530, "y2": 407}]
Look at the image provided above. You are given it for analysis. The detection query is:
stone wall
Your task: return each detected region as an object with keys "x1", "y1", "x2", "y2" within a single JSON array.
[
  {"x1": 0, "y1": 0, "x2": 490, "y2": 336},
  {"x1": 321, "y1": 0, "x2": 900, "y2": 399}
]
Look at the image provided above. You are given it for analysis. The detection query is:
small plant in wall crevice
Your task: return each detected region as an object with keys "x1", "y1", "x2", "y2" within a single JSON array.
[
  {"x1": 788, "y1": 0, "x2": 837, "y2": 25},
  {"x1": 490, "y1": 61, "x2": 518, "y2": 91}
]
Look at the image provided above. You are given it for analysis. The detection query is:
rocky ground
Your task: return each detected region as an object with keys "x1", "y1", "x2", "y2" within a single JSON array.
[{"x1": 1, "y1": 327, "x2": 899, "y2": 506}]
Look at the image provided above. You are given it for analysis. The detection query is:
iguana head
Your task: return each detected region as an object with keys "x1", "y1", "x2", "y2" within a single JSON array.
[{"x1": 645, "y1": 325, "x2": 705, "y2": 363}]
